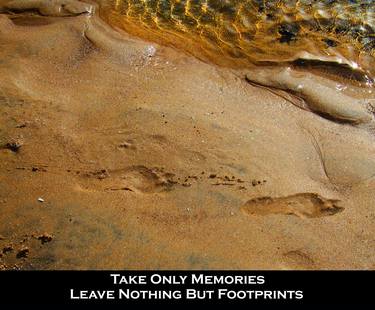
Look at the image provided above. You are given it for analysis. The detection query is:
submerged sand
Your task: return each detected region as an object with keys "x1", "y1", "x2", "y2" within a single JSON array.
[{"x1": 0, "y1": 7, "x2": 375, "y2": 269}]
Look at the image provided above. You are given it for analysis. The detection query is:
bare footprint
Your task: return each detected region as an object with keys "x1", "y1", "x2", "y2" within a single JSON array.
[
  {"x1": 282, "y1": 250, "x2": 316, "y2": 269},
  {"x1": 242, "y1": 193, "x2": 343, "y2": 219},
  {"x1": 81, "y1": 165, "x2": 176, "y2": 194},
  {"x1": 113, "y1": 166, "x2": 175, "y2": 193}
]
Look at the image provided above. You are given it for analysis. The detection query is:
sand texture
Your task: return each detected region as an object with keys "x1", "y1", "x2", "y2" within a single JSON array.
[{"x1": 0, "y1": 2, "x2": 375, "y2": 270}]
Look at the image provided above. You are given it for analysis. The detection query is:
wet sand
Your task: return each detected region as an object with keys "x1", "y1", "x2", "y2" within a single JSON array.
[{"x1": 0, "y1": 6, "x2": 375, "y2": 270}]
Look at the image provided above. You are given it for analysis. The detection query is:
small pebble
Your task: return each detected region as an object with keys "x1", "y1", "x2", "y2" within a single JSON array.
[
  {"x1": 37, "y1": 233, "x2": 53, "y2": 244},
  {"x1": 145, "y1": 45, "x2": 156, "y2": 57},
  {"x1": 16, "y1": 247, "x2": 29, "y2": 259},
  {"x1": 2, "y1": 245, "x2": 13, "y2": 254}
]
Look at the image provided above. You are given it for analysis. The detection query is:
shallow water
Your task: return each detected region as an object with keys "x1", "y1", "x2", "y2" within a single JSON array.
[
  {"x1": 96, "y1": 0, "x2": 375, "y2": 81},
  {"x1": 94, "y1": 0, "x2": 375, "y2": 122}
]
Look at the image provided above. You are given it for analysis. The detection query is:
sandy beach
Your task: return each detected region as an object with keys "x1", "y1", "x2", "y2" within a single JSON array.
[{"x1": 0, "y1": 1, "x2": 375, "y2": 270}]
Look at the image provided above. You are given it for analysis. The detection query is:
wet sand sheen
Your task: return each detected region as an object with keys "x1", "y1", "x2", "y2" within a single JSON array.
[{"x1": 0, "y1": 1, "x2": 374, "y2": 269}]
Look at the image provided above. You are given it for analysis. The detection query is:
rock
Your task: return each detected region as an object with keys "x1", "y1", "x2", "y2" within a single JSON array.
[
  {"x1": 16, "y1": 247, "x2": 29, "y2": 259},
  {"x1": 37, "y1": 233, "x2": 53, "y2": 244},
  {"x1": 4, "y1": 141, "x2": 22, "y2": 152},
  {"x1": 145, "y1": 45, "x2": 156, "y2": 57},
  {"x1": 2, "y1": 245, "x2": 13, "y2": 254}
]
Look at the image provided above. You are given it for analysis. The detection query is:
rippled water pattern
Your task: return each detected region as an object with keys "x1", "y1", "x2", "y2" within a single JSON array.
[{"x1": 97, "y1": 0, "x2": 375, "y2": 76}]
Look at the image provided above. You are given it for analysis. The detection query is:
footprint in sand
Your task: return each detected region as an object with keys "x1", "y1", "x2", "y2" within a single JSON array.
[
  {"x1": 81, "y1": 165, "x2": 176, "y2": 194},
  {"x1": 281, "y1": 250, "x2": 316, "y2": 269},
  {"x1": 111, "y1": 166, "x2": 175, "y2": 193},
  {"x1": 241, "y1": 193, "x2": 343, "y2": 219}
]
